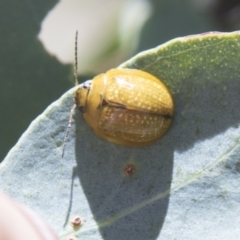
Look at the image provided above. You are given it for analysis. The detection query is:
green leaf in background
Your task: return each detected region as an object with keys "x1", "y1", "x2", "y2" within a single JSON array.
[
  {"x1": 0, "y1": 0, "x2": 73, "y2": 162},
  {"x1": 1, "y1": 31, "x2": 240, "y2": 239}
]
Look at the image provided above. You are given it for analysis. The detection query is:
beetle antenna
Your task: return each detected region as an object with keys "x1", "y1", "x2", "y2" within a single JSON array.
[
  {"x1": 62, "y1": 31, "x2": 78, "y2": 157},
  {"x1": 74, "y1": 30, "x2": 79, "y2": 86}
]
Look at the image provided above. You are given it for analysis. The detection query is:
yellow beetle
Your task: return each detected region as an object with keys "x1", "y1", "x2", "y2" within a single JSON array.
[
  {"x1": 75, "y1": 68, "x2": 174, "y2": 147},
  {"x1": 62, "y1": 32, "x2": 174, "y2": 157}
]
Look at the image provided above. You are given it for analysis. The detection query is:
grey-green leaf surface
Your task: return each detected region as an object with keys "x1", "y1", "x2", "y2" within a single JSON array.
[{"x1": 1, "y1": 31, "x2": 240, "y2": 240}]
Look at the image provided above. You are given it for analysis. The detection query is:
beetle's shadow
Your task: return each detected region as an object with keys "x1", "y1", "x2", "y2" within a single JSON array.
[{"x1": 74, "y1": 110, "x2": 173, "y2": 239}]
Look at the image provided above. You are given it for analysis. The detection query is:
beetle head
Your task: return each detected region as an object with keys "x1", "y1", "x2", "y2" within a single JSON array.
[{"x1": 75, "y1": 80, "x2": 92, "y2": 113}]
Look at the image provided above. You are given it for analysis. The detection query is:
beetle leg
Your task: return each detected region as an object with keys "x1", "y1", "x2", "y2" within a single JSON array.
[{"x1": 62, "y1": 104, "x2": 76, "y2": 158}]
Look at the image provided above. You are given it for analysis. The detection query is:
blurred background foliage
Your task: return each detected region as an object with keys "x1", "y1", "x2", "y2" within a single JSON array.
[{"x1": 1, "y1": 0, "x2": 240, "y2": 162}]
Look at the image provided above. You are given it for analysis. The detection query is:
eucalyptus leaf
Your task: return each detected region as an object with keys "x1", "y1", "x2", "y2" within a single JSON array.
[{"x1": 1, "y1": 31, "x2": 240, "y2": 239}]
